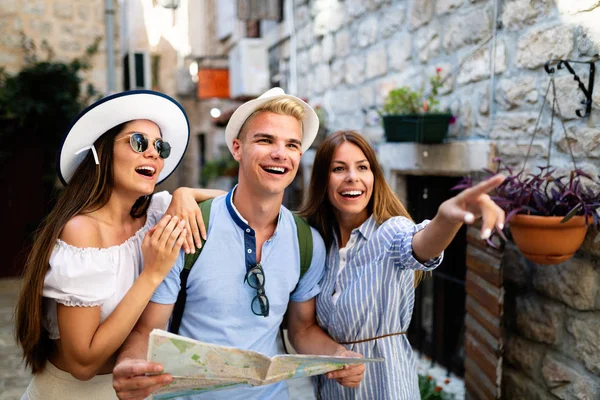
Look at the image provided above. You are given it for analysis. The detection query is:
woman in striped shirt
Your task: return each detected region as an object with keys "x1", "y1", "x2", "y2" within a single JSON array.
[{"x1": 299, "y1": 131, "x2": 505, "y2": 399}]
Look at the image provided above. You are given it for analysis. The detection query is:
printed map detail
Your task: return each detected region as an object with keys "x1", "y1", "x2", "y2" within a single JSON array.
[{"x1": 147, "y1": 329, "x2": 383, "y2": 399}]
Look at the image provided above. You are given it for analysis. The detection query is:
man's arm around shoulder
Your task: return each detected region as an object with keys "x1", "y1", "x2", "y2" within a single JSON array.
[{"x1": 112, "y1": 302, "x2": 174, "y2": 400}]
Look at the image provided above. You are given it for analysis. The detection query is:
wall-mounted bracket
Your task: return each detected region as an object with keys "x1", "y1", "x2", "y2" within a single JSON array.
[{"x1": 544, "y1": 57, "x2": 597, "y2": 118}]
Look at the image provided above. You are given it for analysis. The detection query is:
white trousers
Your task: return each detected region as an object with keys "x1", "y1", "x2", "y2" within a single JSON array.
[{"x1": 21, "y1": 361, "x2": 118, "y2": 400}]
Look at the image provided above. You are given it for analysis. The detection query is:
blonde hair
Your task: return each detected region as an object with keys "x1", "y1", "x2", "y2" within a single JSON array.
[{"x1": 239, "y1": 98, "x2": 304, "y2": 139}]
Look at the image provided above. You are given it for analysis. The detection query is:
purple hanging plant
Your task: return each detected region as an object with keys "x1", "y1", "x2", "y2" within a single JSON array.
[{"x1": 453, "y1": 158, "x2": 600, "y2": 243}]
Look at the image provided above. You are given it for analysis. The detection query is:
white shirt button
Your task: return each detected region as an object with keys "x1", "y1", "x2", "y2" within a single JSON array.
[
  {"x1": 247, "y1": 249, "x2": 252, "y2": 254},
  {"x1": 246, "y1": 228, "x2": 251, "y2": 233}
]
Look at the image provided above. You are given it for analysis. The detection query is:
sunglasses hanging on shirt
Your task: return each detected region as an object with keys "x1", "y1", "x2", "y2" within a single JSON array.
[{"x1": 245, "y1": 263, "x2": 270, "y2": 317}]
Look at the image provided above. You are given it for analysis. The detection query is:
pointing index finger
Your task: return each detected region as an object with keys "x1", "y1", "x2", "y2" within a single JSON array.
[{"x1": 460, "y1": 174, "x2": 505, "y2": 199}]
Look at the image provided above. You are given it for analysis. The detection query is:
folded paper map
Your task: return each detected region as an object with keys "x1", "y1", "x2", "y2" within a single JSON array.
[{"x1": 147, "y1": 329, "x2": 383, "y2": 399}]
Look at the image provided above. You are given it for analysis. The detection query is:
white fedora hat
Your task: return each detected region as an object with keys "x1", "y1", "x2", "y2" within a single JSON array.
[
  {"x1": 57, "y1": 90, "x2": 189, "y2": 185},
  {"x1": 224, "y1": 87, "x2": 319, "y2": 153}
]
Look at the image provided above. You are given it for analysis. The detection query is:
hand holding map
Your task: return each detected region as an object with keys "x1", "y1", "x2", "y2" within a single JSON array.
[{"x1": 147, "y1": 329, "x2": 383, "y2": 399}]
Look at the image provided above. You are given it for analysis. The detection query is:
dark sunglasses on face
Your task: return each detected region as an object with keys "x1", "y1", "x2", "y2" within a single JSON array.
[
  {"x1": 245, "y1": 263, "x2": 269, "y2": 317},
  {"x1": 115, "y1": 132, "x2": 171, "y2": 159}
]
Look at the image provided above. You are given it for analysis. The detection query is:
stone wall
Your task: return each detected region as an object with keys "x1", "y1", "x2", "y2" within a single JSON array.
[
  {"x1": 275, "y1": 0, "x2": 600, "y2": 398},
  {"x1": 0, "y1": 0, "x2": 118, "y2": 95},
  {"x1": 502, "y1": 238, "x2": 600, "y2": 399},
  {"x1": 276, "y1": 0, "x2": 600, "y2": 177}
]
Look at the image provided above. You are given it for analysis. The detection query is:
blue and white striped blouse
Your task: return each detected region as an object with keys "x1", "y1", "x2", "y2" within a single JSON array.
[{"x1": 315, "y1": 215, "x2": 442, "y2": 400}]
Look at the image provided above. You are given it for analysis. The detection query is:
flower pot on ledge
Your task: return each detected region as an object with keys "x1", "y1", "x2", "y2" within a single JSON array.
[
  {"x1": 382, "y1": 113, "x2": 453, "y2": 144},
  {"x1": 509, "y1": 214, "x2": 588, "y2": 265}
]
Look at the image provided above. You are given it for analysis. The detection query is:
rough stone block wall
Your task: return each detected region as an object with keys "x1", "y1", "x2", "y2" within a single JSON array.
[
  {"x1": 503, "y1": 237, "x2": 600, "y2": 399},
  {"x1": 277, "y1": 0, "x2": 600, "y2": 179},
  {"x1": 0, "y1": 0, "x2": 118, "y2": 94}
]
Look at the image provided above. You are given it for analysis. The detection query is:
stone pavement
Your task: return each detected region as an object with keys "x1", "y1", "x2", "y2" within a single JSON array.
[
  {"x1": 0, "y1": 278, "x2": 30, "y2": 400},
  {"x1": 0, "y1": 278, "x2": 315, "y2": 400}
]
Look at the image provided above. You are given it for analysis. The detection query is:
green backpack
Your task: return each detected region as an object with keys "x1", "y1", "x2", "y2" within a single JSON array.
[{"x1": 168, "y1": 198, "x2": 313, "y2": 334}]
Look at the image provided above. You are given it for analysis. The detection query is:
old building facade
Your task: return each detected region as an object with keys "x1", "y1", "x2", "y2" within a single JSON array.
[
  {"x1": 0, "y1": 0, "x2": 119, "y2": 95},
  {"x1": 2, "y1": 0, "x2": 599, "y2": 398}
]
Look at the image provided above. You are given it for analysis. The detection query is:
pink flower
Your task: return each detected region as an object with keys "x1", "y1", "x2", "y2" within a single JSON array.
[
  {"x1": 423, "y1": 100, "x2": 429, "y2": 112},
  {"x1": 436, "y1": 67, "x2": 442, "y2": 73}
]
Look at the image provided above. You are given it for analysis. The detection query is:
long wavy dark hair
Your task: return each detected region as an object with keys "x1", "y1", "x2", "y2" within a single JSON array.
[
  {"x1": 15, "y1": 121, "x2": 152, "y2": 373},
  {"x1": 298, "y1": 130, "x2": 426, "y2": 286}
]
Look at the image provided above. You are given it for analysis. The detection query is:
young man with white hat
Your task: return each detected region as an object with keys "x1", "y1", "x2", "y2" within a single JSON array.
[{"x1": 112, "y1": 88, "x2": 366, "y2": 400}]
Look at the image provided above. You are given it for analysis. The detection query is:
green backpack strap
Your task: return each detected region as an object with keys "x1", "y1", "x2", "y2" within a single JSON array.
[
  {"x1": 182, "y1": 199, "x2": 213, "y2": 271},
  {"x1": 169, "y1": 198, "x2": 213, "y2": 334},
  {"x1": 292, "y1": 213, "x2": 313, "y2": 281},
  {"x1": 281, "y1": 214, "x2": 314, "y2": 353}
]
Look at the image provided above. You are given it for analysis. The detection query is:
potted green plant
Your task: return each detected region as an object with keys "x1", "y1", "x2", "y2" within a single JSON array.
[
  {"x1": 380, "y1": 68, "x2": 454, "y2": 144},
  {"x1": 454, "y1": 158, "x2": 600, "y2": 265}
]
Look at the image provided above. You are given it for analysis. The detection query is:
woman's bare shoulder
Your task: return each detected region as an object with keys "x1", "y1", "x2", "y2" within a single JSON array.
[{"x1": 60, "y1": 214, "x2": 103, "y2": 248}]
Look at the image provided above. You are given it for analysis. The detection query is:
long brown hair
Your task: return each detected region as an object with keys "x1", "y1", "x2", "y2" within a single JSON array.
[
  {"x1": 298, "y1": 130, "x2": 426, "y2": 286},
  {"x1": 15, "y1": 122, "x2": 152, "y2": 373}
]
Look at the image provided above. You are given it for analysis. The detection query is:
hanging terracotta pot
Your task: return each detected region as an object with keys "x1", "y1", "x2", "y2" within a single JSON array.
[{"x1": 509, "y1": 214, "x2": 588, "y2": 265}]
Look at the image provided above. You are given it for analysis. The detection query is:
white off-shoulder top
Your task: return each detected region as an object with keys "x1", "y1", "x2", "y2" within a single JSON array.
[{"x1": 42, "y1": 191, "x2": 172, "y2": 339}]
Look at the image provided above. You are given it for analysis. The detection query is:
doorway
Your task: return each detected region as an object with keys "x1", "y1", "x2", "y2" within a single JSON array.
[{"x1": 406, "y1": 175, "x2": 467, "y2": 377}]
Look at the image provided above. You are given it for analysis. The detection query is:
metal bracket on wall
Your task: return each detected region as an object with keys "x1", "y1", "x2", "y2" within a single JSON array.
[{"x1": 544, "y1": 57, "x2": 598, "y2": 118}]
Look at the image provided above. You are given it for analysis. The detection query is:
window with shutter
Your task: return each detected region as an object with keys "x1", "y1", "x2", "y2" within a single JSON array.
[
  {"x1": 237, "y1": 0, "x2": 282, "y2": 21},
  {"x1": 123, "y1": 52, "x2": 151, "y2": 90}
]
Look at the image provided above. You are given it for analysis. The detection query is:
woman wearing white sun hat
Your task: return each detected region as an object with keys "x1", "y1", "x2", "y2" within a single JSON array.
[{"x1": 15, "y1": 90, "x2": 223, "y2": 400}]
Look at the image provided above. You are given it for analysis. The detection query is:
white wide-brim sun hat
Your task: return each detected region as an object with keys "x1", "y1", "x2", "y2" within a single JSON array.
[
  {"x1": 224, "y1": 87, "x2": 319, "y2": 154},
  {"x1": 57, "y1": 90, "x2": 189, "y2": 186}
]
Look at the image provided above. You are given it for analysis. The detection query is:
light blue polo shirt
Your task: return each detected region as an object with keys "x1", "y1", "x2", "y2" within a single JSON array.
[{"x1": 151, "y1": 189, "x2": 326, "y2": 400}]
